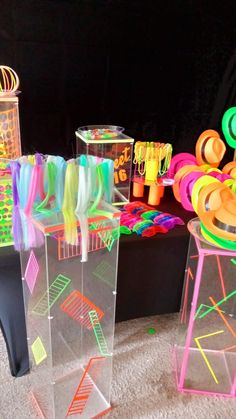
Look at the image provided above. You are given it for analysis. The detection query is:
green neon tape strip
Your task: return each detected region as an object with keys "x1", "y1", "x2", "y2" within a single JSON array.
[
  {"x1": 32, "y1": 274, "x2": 71, "y2": 316},
  {"x1": 194, "y1": 303, "x2": 225, "y2": 319},
  {"x1": 198, "y1": 290, "x2": 236, "y2": 319},
  {"x1": 89, "y1": 310, "x2": 111, "y2": 356},
  {"x1": 92, "y1": 260, "x2": 115, "y2": 288},
  {"x1": 31, "y1": 336, "x2": 47, "y2": 365},
  {"x1": 231, "y1": 258, "x2": 236, "y2": 266}
]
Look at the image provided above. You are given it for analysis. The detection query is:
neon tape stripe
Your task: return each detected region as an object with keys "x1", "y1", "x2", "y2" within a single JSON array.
[
  {"x1": 194, "y1": 303, "x2": 225, "y2": 320},
  {"x1": 199, "y1": 290, "x2": 236, "y2": 319},
  {"x1": 32, "y1": 274, "x2": 71, "y2": 316},
  {"x1": 66, "y1": 357, "x2": 105, "y2": 417},
  {"x1": 195, "y1": 330, "x2": 225, "y2": 384},
  {"x1": 89, "y1": 310, "x2": 110, "y2": 356}
]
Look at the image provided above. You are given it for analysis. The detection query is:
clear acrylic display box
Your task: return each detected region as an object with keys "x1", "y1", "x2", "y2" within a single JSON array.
[
  {"x1": 174, "y1": 218, "x2": 236, "y2": 397},
  {"x1": 0, "y1": 93, "x2": 21, "y2": 159},
  {"x1": 20, "y1": 205, "x2": 120, "y2": 418},
  {"x1": 76, "y1": 125, "x2": 134, "y2": 205}
]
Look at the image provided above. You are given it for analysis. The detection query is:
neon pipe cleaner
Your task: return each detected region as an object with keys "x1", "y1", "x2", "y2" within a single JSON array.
[{"x1": 62, "y1": 159, "x2": 79, "y2": 245}]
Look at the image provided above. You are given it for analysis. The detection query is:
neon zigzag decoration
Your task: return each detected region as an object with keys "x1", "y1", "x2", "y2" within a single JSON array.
[
  {"x1": 90, "y1": 222, "x2": 119, "y2": 252},
  {"x1": 24, "y1": 250, "x2": 39, "y2": 294},
  {"x1": 32, "y1": 274, "x2": 71, "y2": 316},
  {"x1": 31, "y1": 336, "x2": 47, "y2": 366},
  {"x1": 194, "y1": 304, "x2": 225, "y2": 320},
  {"x1": 195, "y1": 330, "x2": 225, "y2": 384},
  {"x1": 60, "y1": 290, "x2": 104, "y2": 329},
  {"x1": 89, "y1": 310, "x2": 110, "y2": 356},
  {"x1": 66, "y1": 356, "x2": 105, "y2": 417},
  {"x1": 199, "y1": 290, "x2": 236, "y2": 319}
]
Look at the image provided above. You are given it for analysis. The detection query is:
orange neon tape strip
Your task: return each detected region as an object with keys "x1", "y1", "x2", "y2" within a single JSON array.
[{"x1": 209, "y1": 296, "x2": 236, "y2": 339}]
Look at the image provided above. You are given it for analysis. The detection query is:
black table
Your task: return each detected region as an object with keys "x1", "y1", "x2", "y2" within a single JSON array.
[
  {"x1": 0, "y1": 190, "x2": 193, "y2": 377},
  {"x1": 116, "y1": 189, "x2": 194, "y2": 322}
]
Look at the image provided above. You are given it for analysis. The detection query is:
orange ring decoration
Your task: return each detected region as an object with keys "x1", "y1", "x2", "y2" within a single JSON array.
[{"x1": 195, "y1": 129, "x2": 226, "y2": 167}]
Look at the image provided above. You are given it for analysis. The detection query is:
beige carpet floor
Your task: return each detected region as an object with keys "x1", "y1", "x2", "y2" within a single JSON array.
[{"x1": 0, "y1": 313, "x2": 236, "y2": 419}]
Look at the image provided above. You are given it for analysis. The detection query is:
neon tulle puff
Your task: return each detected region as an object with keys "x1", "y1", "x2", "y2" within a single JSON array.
[{"x1": 62, "y1": 159, "x2": 79, "y2": 246}]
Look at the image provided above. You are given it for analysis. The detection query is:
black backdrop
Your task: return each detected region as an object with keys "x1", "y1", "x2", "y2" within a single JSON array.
[{"x1": 0, "y1": 0, "x2": 236, "y2": 161}]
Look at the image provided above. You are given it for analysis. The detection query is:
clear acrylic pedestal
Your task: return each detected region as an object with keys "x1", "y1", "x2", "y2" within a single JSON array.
[
  {"x1": 20, "y1": 207, "x2": 120, "y2": 418},
  {"x1": 75, "y1": 126, "x2": 134, "y2": 205},
  {"x1": 175, "y1": 218, "x2": 236, "y2": 397}
]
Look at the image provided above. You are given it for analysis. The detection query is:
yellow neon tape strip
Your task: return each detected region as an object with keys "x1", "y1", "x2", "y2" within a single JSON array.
[{"x1": 195, "y1": 330, "x2": 224, "y2": 384}]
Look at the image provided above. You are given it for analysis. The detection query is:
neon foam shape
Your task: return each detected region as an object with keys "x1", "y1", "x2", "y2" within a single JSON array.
[
  {"x1": 231, "y1": 258, "x2": 236, "y2": 266},
  {"x1": 194, "y1": 330, "x2": 225, "y2": 384},
  {"x1": 199, "y1": 290, "x2": 236, "y2": 319},
  {"x1": 60, "y1": 290, "x2": 104, "y2": 329},
  {"x1": 92, "y1": 260, "x2": 115, "y2": 288},
  {"x1": 89, "y1": 310, "x2": 110, "y2": 356},
  {"x1": 24, "y1": 250, "x2": 39, "y2": 294},
  {"x1": 32, "y1": 274, "x2": 71, "y2": 316},
  {"x1": 31, "y1": 336, "x2": 47, "y2": 366},
  {"x1": 66, "y1": 356, "x2": 105, "y2": 417}
]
